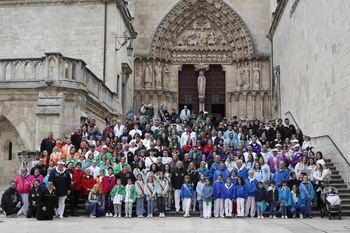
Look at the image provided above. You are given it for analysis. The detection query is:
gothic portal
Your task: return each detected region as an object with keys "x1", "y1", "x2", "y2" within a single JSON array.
[{"x1": 133, "y1": 0, "x2": 272, "y2": 120}]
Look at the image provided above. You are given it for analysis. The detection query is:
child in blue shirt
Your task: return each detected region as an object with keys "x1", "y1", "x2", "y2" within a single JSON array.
[
  {"x1": 181, "y1": 175, "x2": 194, "y2": 218},
  {"x1": 278, "y1": 180, "x2": 290, "y2": 218},
  {"x1": 234, "y1": 176, "x2": 248, "y2": 218},
  {"x1": 213, "y1": 174, "x2": 225, "y2": 218},
  {"x1": 222, "y1": 176, "x2": 235, "y2": 218},
  {"x1": 202, "y1": 178, "x2": 214, "y2": 219}
]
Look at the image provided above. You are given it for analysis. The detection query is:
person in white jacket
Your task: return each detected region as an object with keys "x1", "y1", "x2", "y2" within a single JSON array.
[
  {"x1": 294, "y1": 156, "x2": 308, "y2": 179},
  {"x1": 315, "y1": 164, "x2": 331, "y2": 187}
]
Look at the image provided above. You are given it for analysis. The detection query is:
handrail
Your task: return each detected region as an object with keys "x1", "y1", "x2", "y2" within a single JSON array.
[
  {"x1": 284, "y1": 111, "x2": 300, "y2": 129},
  {"x1": 311, "y1": 135, "x2": 350, "y2": 168},
  {"x1": 284, "y1": 111, "x2": 350, "y2": 168}
]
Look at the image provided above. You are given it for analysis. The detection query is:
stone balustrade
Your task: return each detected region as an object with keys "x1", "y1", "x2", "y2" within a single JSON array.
[{"x1": 0, "y1": 53, "x2": 117, "y2": 112}]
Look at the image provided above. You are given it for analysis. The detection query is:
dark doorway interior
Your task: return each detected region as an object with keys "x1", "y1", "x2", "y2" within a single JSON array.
[{"x1": 211, "y1": 104, "x2": 225, "y2": 124}]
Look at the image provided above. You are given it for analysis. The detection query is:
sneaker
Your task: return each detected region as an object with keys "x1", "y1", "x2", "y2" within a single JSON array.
[
  {"x1": 285, "y1": 216, "x2": 288, "y2": 219},
  {"x1": 140, "y1": 215, "x2": 144, "y2": 218},
  {"x1": 261, "y1": 216, "x2": 264, "y2": 219},
  {"x1": 125, "y1": 215, "x2": 128, "y2": 218},
  {"x1": 293, "y1": 213, "x2": 296, "y2": 218},
  {"x1": 105, "y1": 213, "x2": 109, "y2": 217},
  {"x1": 257, "y1": 216, "x2": 261, "y2": 219},
  {"x1": 269, "y1": 215, "x2": 272, "y2": 219},
  {"x1": 183, "y1": 214, "x2": 189, "y2": 218},
  {"x1": 175, "y1": 210, "x2": 179, "y2": 213},
  {"x1": 200, "y1": 215, "x2": 203, "y2": 218},
  {"x1": 316, "y1": 187, "x2": 322, "y2": 192},
  {"x1": 236, "y1": 216, "x2": 240, "y2": 218},
  {"x1": 147, "y1": 214, "x2": 150, "y2": 218},
  {"x1": 150, "y1": 214, "x2": 153, "y2": 218},
  {"x1": 300, "y1": 214, "x2": 303, "y2": 219},
  {"x1": 273, "y1": 216, "x2": 277, "y2": 219},
  {"x1": 113, "y1": 214, "x2": 118, "y2": 218},
  {"x1": 309, "y1": 216, "x2": 312, "y2": 219},
  {"x1": 90, "y1": 214, "x2": 96, "y2": 218},
  {"x1": 281, "y1": 216, "x2": 284, "y2": 219},
  {"x1": 59, "y1": 215, "x2": 63, "y2": 219},
  {"x1": 129, "y1": 215, "x2": 132, "y2": 218},
  {"x1": 118, "y1": 214, "x2": 121, "y2": 218},
  {"x1": 241, "y1": 216, "x2": 245, "y2": 219},
  {"x1": 159, "y1": 213, "x2": 162, "y2": 218},
  {"x1": 109, "y1": 213, "x2": 113, "y2": 217}
]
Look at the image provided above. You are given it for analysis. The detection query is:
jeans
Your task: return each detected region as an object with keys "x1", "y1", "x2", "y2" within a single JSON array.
[
  {"x1": 88, "y1": 202, "x2": 105, "y2": 216},
  {"x1": 136, "y1": 198, "x2": 144, "y2": 216},
  {"x1": 303, "y1": 198, "x2": 312, "y2": 216},
  {"x1": 105, "y1": 192, "x2": 113, "y2": 213},
  {"x1": 147, "y1": 199, "x2": 154, "y2": 214},
  {"x1": 290, "y1": 204, "x2": 305, "y2": 214},
  {"x1": 157, "y1": 196, "x2": 165, "y2": 213},
  {"x1": 198, "y1": 199, "x2": 203, "y2": 216},
  {"x1": 257, "y1": 204, "x2": 263, "y2": 217},
  {"x1": 166, "y1": 190, "x2": 172, "y2": 209},
  {"x1": 269, "y1": 202, "x2": 277, "y2": 216},
  {"x1": 280, "y1": 200, "x2": 288, "y2": 216}
]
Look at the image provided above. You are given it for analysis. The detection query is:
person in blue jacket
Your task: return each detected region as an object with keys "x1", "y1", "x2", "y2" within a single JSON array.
[
  {"x1": 245, "y1": 170, "x2": 258, "y2": 217},
  {"x1": 233, "y1": 176, "x2": 248, "y2": 218},
  {"x1": 278, "y1": 180, "x2": 290, "y2": 218},
  {"x1": 213, "y1": 163, "x2": 231, "y2": 182},
  {"x1": 299, "y1": 175, "x2": 314, "y2": 218},
  {"x1": 274, "y1": 161, "x2": 290, "y2": 187},
  {"x1": 181, "y1": 175, "x2": 195, "y2": 218},
  {"x1": 222, "y1": 176, "x2": 235, "y2": 218},
  {"x1": 233, "y1": 160, "x2": 248, "y2": 180},
  {"x1": 288, "y1": 184, "x2": 305, "y2": 218},
  {"x1": 208, "y1": 156, "x2": 222, "y2": 179},
  {"x1": 212, "y1": 174, "x2": 225, "y2": 218}
]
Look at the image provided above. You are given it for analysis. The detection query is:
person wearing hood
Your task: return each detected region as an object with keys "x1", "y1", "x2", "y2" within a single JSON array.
[
  {"x1": 15, "y1": 168, "x2": 34, "y2": 215},
  {"x1": 244, "y1": 170, "x2": 258, "y2": 217},
  {"x1": 49, "y1": 161, "x2": 72, "y2": 219},
  {"x1": 273, "y1": 161, "x2": 290, "y2": 188},
  {"x1": 233, "y1": 160, "x2": 248, "y2": 180},
  {"x1": 213, "y1": 163, "x2": 231, "y2": 182},
  {"x1": 1, "y1": 181, "x2": 22, "y2": 217}
]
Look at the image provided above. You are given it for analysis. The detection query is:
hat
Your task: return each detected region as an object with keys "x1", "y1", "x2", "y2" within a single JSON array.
[
  {"x1": 294, "y1": 144, "x2": 301, "y2": 147},
  {"x1": 292, "y1": 139, "x2": 299, "y2": 143},
  {"x1": 272, "y1": 148, "x2": 278, "y2": 152},
  {"x1": 57, "y1": 161, "x2": 65, "y2": 165},
  {"x1": 275, "y1": 144, "x2": 282, "y2": 147},
  {"x1": 223, "y1": 117, "x2": 227, "y2": 120},
  {"x1": 102, "y1": 145, "x2": 108, "y2": 149}
]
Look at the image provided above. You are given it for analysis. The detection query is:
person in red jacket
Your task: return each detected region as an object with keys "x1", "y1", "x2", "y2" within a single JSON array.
[
  {"x1": 82, "y1": 169, "x2": 96, "y2": 197},
  {"x1": 14, "y1": 168, "x2": 34, "y2": 215},
  {"x1": 72, "y1": 162, "x2": 84, "y2": 212},
  {"x1": 203, "y1": 139, "x2": 214, "y2": 155},
  {"x1": 102, "y1": 167, "x2": 116, "y2": 216}
]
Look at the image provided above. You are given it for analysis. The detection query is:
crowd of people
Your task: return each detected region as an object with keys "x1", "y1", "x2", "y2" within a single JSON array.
[{"x1": 1, "y1": 105, "x2": 334, "y2": 220}]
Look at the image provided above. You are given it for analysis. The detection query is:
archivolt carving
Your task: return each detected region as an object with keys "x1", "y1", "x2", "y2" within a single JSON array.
[{"x1": 151, "y1": 0, "x2": 254, "y2": 64}]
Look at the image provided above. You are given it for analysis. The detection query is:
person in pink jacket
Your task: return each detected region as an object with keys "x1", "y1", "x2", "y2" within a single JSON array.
[{"x1": 14, "y1": 168, "x2": 34, "y2": 215}]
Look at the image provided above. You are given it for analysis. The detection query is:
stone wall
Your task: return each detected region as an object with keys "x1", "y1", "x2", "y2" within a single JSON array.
[{"x1": 272, "y1": 0, "x2": 350, "y2": 184}]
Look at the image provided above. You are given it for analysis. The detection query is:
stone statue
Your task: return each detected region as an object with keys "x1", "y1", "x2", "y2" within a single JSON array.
[
  {"x1": 163, "y1": 63, "x2": 170, "y2": 87},
  {"x1": 243, "y1": 61, "x2": 250, "y2": 89},
  {"x1": 154, "y1": 61, "x2": 162, "y2": 88},
  {"x1": 198, "y1": 70, "x2": 206, "y2": 98},
  {"x1": 136, "y1": 67, "x2": 143, "y2": 88},
  {"x1": 236, "y1": 62, "x2": 243, "y2": 88},
  {"x1": 144, "y1": 62, "x2": 153, "y2": 87},
  {"x1": 253, "y1": 62, "x2": 260, "y2": 89}
]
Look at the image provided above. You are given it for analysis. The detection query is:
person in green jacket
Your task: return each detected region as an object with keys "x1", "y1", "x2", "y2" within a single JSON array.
[
  {"x1": 96, "y1": 146, "x2": 112, "y2": 164},
  {"x1": 123, "y1": 178, "x2": 137, "y2": 218},
  {"x1": 110, "y1": 179, "x2": 125, "y2": 218},
  {"x1": 113, "y1": 157, "x2": 131, "y2": 175}
]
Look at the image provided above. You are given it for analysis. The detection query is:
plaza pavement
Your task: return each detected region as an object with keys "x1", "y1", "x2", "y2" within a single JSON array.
[{"x1": 0, "y1": 214, "x2": 349, "y2": 233}]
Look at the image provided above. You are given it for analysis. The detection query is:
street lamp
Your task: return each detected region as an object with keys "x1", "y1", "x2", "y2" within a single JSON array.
[{"x1": 115, "y1": 32, "x2": 133, "y2": 56}]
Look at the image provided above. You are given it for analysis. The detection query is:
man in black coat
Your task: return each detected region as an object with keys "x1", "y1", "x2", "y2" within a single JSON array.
[
  {"x1": 70, "y1": 127, "x2": 82, "y2": 151},
  {"x1": 30, "y1": 159, "x2": 48, "y2": 177},
  {"x1": 282, "y1": 118, "x2": 296, "y2": 140},
  {"x1": 116, "y1": 164, "x2": 136, "y2": 186},
  {"x1": 1, "y1": 181, "x2": 23, "y2": 217},
  {"x1": 27, "y1": 180, "x2": 41, "y2": 218},
  {"x1": 1, "y1": 181, "x2": 22, "y2": 217},
  {"x1": 49, "y1": 161, "x2": 71, "y2": 219},
  {"x1": 40, "y1": 132, "x2": 56, "y2": 155},
  {"x1": 171, "y1": 161, "x2": 187, "y2": 212},
  {"x1": 36, "y1": 181, "x2": 58, "y2": 220}
]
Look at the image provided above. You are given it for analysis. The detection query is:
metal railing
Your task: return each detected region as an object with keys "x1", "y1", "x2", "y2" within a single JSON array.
[{"x1": 284, "y1": 111, "x2": 350, "y2": 167}]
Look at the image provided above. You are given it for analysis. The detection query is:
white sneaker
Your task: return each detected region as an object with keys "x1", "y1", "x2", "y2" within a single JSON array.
[
  {"x1": 118, "y1": 214, "x2": 121, "y2": 218},
  {"x1": 59, "y1": 215, "x2": 63, "y2": 219},
  {"x1": 140, "y1": 215, "x2": 144, "y2": 218},
  {"x1": 113, "y1": 214, "x2": 118, "y2": 218},
  {"x1": 273, "y1": 216, "x2": 277, "y2": 219},
  {"x1": 109, "y1": 213, "x2": 113, "y2": 217},
  {"x1": 257, "y1": 216, "x2": 261, "y2": 219},
  {"x1": 147, "y1": 214, "x2": 150, "y2": 218},
  {"x1": 281, "y1": 216, "x2": 284, "y2": 219},
  {"x1": 284, "y1": 216, "x2": 288, "y2": 219},
  {"x1": 293, "y1": 213, "x2": 296, "y2": 218},
  {"x1": 129, "y1": 215, "x2": 132, "y2": 218},
  {"x1": 269, "y1": 215, "x2": 272, "y2": 219},
  {"x1": 261, "y1": 216, "x2": 264, "y2": 219},
  {"x1": 159, "y1": 213, "x2": 162, "y2": 218},
  {"x1": 90, "y1": 214, "x2": 96, "y2": 218},
  {"x1": 300, "y1": 214, "x2": 303, "y2": 219},
  {"x1": 105, "y1": 213, "x2": 109, "y2": 217},
  {"x1": 150, "y1": 214, "x2": 153, "y2": 218}
]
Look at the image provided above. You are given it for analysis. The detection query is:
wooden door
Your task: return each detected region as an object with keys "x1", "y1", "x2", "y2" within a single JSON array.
[{"x1": 178, "y1": 65, "x2": 199, "y2": 113}]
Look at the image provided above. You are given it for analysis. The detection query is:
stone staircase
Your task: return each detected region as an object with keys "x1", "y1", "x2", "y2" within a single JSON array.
[{"x1": 1, "y1": 158, "x2": 349, "y2": 217}]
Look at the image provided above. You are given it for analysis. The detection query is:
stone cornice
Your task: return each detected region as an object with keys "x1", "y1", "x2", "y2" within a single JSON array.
[
  {"x1": 0, "y1": 0, "x2": 112, "y2": 6},
  {"x1": 269, "y1": 0, "x2": 289, "y2": 37}
]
